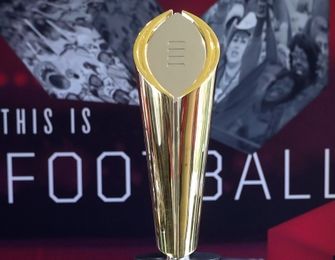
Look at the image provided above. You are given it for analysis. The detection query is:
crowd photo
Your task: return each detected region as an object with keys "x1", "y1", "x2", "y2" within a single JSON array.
[
  {"x1": 204, "y1": 0, "x2": 329, "y2": 153},
  {"x1": 0, "y1": 0, "x2": 161, "y2": 105}
]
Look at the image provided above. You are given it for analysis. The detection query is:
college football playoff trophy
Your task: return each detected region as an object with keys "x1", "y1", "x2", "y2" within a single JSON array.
[{"x1": 133, "y1": 10, "x2": 220, "y2": 259}]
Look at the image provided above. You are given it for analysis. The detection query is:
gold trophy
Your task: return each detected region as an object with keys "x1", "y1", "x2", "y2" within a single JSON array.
[{"x1": 133, "y1": 10, "x2": 220, "y2": 260}]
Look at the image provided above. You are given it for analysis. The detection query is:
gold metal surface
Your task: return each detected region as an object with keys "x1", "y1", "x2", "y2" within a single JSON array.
[{"x1": 133, "y1": 10, "x2": 220, "y2": 259}]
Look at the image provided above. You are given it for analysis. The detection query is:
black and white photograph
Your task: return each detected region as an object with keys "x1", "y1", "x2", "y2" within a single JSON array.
[
  {"x1": 0, "y1": 0, "x2": 161, "y2": 105},
  {"x1": 204, "y1": 0, "x2": 329, "y2": 153}
]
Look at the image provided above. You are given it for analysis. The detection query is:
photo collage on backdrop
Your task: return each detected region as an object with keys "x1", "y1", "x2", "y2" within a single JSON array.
[
  {"x1": 204, "y1": 0, "x2": 329, "y2": 153},
  {"x1": 0, "y1": 0, "x2": 330, "y2": 153},
  {"x1": 0, "y1": 0, "x2": 161, "y2": 105}
]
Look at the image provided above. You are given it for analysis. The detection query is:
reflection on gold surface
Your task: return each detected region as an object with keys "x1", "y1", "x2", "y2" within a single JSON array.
[{"x1": 133, "y1": 10, "x2": 220, "y2": 259}]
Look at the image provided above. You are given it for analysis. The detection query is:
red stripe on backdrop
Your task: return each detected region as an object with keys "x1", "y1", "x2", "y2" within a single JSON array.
[
  {"x1": 0, "y1": 38, "x2": 36, "y2": 88},
  {"x1": 268, "y1": 202, "x2": 335, "y2": 260},
  {"x1": 158, "y1": 0, "x2": 217, "y2": 16},
  {"x1": 0, "y1": 38, "x2": 25, "y2": 72},
  {"x1": 0, "y1": 73, "x2": 8, "y2": 87},
  {"x1": 14, "y1": 72, "x2": 29, "y2": 88}
]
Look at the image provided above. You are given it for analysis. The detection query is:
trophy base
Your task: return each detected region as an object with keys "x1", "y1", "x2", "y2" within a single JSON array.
[{"x1": 135, "y1": 252, "x2": 221, "y2": 260}]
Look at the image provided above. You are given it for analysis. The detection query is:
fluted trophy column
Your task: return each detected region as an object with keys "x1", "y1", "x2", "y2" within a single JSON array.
[{"x1": 133, "y1": 10, "x2": 220, "y2": 260}]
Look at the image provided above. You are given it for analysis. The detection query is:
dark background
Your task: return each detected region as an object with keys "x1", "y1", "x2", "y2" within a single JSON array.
[{"x1": 0, "y1": 0, "x2": 333, "y2": 246}]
